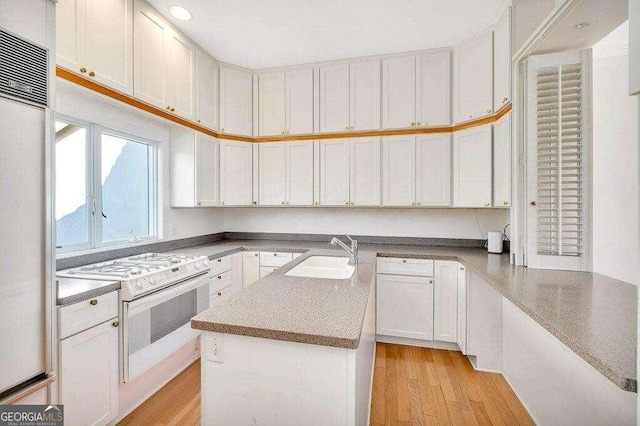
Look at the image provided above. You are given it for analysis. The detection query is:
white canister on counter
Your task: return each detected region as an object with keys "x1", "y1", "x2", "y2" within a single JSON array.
[{"x1": 487, "y1": 232, "x2": 504, "y2": 254}]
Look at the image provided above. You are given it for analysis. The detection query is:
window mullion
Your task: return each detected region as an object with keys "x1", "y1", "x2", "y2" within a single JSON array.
[{"x1": 93, "y1": 125, "x2": 103, "y2": 248}]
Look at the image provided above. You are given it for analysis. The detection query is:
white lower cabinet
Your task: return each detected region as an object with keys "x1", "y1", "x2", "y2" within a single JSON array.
[
  {"x1": 260, "y1": 266, "x2": 278, "y2": 278},
  {"x1": 242, "y1": 251, "x2": 260, "y2": 287},
  {"x1": 456, "y1": 264, "x2": 467, "y2": 354},
  {"x1": 377, "y1": 258, "x2": 464, "y2": 348},
  {"x1": 433, "y1": 260, "x2": 458, "y2": 343},
  {"x1": 376, "y1": 274, "x2": 434, "y2": 340},
  {"x1": 59, "y1": 317, "x2": 119, "y2": 426}
]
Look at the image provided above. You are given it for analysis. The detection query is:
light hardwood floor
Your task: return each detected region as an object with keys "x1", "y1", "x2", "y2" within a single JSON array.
[{"x1": 118, "y1": 343, "x2": 533, "y2": 425}]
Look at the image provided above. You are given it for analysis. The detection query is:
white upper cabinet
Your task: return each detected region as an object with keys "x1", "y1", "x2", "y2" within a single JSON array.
[
  {"x1": 349, "y1": 137, "x2": 381, "y2": 206},
  {"x1": 382, "y1": 135, "x2": 416, "y2": 206},
  {"x1": 195, "y1": 49, "x2": 219, "y2": 130},
  {"x1": 319, "y1": 64, "x2": 351, "y2": 133},
  {"x1": 493, "y1": 111, "x2": 511, "y2": 207},
  {"x1": 258, "y1": 143, "x2": 286, "y2": 206},
  {"x1": 320, "y1": 61, "x2": 381, "y2": 133},
  {"x1": 57, "y1": 0, "x2": 133, "y2": 95},
  {"x1": 170, "y1": 128, "x2": 219, "y2": 208},
  {"x1": 258, "y1": 72, "x2": 287, "y2": 136},
  {"x1": 319, "y1": 139, "x2": 350, "y2": 205},
  {"x1": 382, "y1": 56, "x2": 416, "y2": 129},
  {"x1": 454, "y1": 31, "x2": 494, "y2": 122},
  {"x1": 134, "y1": 0, "x2": 194, "y2": 118},
  {"x1": 220, "y1": 67, "x2": 253, "y2": 136},
  {"x1": 258, "y1": 141, "x2": 314, "y2": 206},
  {"x1": 383, "y1": 52, "x2": 451, "y2": 129},
  {"x1": 453, "y1": 124, "x2": 492, "y2": 207},
  {"x1": 285, "y1": 69, "x2": 314, "y2": 135},
  {"x1": 350, "y1": 61, "x2": 381, "y2": 131},
  {"x1": 434, "y1": 260, "x2": 458, "y2": 343},
  {"x1": 220, "y1": 140, "x2": 253, "y2": 206},
  {"x1": 286, "y1": 141, "x2": 314, "y2": 206},
  {"x1": 416, "y1": 134, "x2": 451, "y2": 206},
  {"x1": 417, "y1": 52, "x2": 451, "y2": 126},
  {"x1": 133, "y1": 0, "x2": 164, "y2": 106},
  {"x1": 164, "y1": 29, "x2": 195, "y2": 119},
  {"x1": 493, "y1": 6, "x2": 512, "y2": 109},
  {"x1": 259, "y1": 69, "x2": 314, "y2": 136}
]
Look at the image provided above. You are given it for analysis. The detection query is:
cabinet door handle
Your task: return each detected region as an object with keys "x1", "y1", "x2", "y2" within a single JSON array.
[
  {"x1": 273, "y1": 253, "x2": 278, "y2": 256},
  {"x1": 416, "y1": 122, "x2": 421, "y2": 126},
  {"x1": 503, "y1": 97, "x2": 508, "y2": 103},
  {"x1": 197, "y1": 201, "x2": 202, "y2": 206},
  {"x1": 530, "y1": 201, "x2": 537, "y2": 206},
  {"x1": 503, "y1": 201, "x2": 509, "y2": 206},
  {"x1": 429, "y1": 279, "x2": 433, "y2": 284},
  {"x1": 171, "y1": 107, "x2": 175, "y2": 112},
  {"x1": 112, "y1": 321, "x2": 119, "y2": 328},
  {"x1": 254, "y1": 253, "x2": 259, "y2": 257},
  {"x1": 217, "y1": 275, "x2": 222, "y2": 279},
  {"x1": 89, "y1": 299, "x2": 98, "y2": 306},
  {"x1": 460, "y1": 266, "x2": 464, "y2": 271},
  {"x1": 217, "y1": 292, "x2": 222, "y2": 296},
  {"x1": 402, "y1": 259, "x2": 407, "y2": 263},
  {"x1": 166, "y1": 106, "x2": 171, "y2": 110},
  {"x1": 80, "y1": 67, "x2": 87, "y2": 73},
  {"x1": 281, "y1": 201, "x2": 285, "y2": 205},
  {"x1": 88, "y1": 71, "x2": 95, "y2": 77},
  {"x1": 483, "y1": 202, "x2": 490, "y2": 207},
  {"x1": 220, "y1": 201, "x2": 225, "y2": 205},
  {"x1": 217, "y1": 258, "x2": 222, "y2": 263},
  {"x1": 485, "y1": 109, "x2": 492, "y2": 114}
]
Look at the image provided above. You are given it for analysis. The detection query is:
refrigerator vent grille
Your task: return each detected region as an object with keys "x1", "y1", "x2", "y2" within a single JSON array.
[{"x1": 0, "y1": 28, "x2": 48, "y2": 106}]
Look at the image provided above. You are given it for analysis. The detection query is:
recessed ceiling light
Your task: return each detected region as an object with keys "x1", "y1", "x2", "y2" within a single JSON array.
[
  {"x1": 170, "y1": 5, "x2": 192, "y2": 21},
  {"x1": 574, "y1": 22, "x2": 589, "y2": 30}
]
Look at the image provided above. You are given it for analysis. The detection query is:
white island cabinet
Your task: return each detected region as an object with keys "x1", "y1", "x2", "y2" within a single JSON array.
[{"x1": 198, "y1": 283, "x2": 376, "y2": 426}]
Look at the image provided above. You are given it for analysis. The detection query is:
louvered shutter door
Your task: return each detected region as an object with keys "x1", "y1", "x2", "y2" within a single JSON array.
[{"x1": 526, "y1": 51, "x2": 591, "y2": 271}]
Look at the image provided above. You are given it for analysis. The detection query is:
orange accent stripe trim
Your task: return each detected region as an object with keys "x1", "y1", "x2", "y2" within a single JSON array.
[{"x1": 57, "y1": 67, "x2": 511, "y2": 142}]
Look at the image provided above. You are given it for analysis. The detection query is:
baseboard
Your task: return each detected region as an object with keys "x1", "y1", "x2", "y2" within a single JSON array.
[
  {"x1": 375, "y1": 335, "x2": 461, "y2": 351},
  {"x1": 502, "y1": 372, "x2": 541, "y2": 426}
]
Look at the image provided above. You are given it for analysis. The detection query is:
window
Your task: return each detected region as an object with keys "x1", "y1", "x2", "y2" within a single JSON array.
[{"x1": 55, "y1": 119, "x2": 158, "y2": 252}]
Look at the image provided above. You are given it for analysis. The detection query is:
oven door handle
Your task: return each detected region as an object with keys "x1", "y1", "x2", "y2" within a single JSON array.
[{"x1": 125, "y1": 271, "x2": 209, "y2": 316}]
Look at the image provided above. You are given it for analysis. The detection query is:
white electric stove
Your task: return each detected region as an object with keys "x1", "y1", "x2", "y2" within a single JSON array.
[{"x1": 57, "y1": 253, "x2": 211, "y2": 301}]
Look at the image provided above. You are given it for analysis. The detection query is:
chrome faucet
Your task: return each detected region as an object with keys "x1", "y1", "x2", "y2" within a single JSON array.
[{"x1": 330, "y1": 235, "x2": 358, "y2": 265}]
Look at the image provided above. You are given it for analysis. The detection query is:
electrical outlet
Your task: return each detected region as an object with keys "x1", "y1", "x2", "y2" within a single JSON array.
[{"x1": 207, "y1": 333, "x2": 224, "y2": 363}]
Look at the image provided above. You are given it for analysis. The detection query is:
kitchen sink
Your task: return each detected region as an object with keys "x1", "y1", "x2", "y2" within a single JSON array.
[{"x1": 285, "y1": 256, "x2": 355, "y2": 279}]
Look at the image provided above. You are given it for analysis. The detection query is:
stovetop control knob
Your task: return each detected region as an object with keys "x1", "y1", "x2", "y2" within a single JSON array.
[
  {"x1": 135, "y1": 281, "x2": 143, "y2": 289},
  {"x1": 195, "y1": 261, "x2": 204, "y2": 270},
  {"x1": 149, "y1": 276, "x2": 157, "y2": 285}
]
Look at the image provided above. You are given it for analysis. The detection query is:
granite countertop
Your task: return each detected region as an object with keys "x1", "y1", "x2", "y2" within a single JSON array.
[
  {"x1": 57, "y1": 277, "x2": 120, "y2": 305},
  {"x1": 182, "y1": 239, "x2": 637, "y2": 393}
]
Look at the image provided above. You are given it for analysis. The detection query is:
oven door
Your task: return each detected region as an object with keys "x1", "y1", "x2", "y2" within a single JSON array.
[{"x1": 122, "y1": 272, "x2": 209, "y2": 382}]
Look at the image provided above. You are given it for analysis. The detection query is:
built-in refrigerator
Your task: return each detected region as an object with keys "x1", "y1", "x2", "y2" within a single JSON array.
[{"x1": 0, "y1": 22, "x2": 52, "y2": 401}]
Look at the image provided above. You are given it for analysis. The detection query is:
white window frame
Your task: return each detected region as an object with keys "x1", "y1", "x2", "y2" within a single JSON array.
[{"x1": 55, "y1": 115, "x2": 160, "y2": 254}]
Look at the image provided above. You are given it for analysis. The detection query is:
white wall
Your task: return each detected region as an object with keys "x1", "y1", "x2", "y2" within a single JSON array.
[
  {"x1": 224, "y1": 208, "x2": 510, "y2": 240},
  {"x1": 592, "y1": 21, "x2": 640, "y2": 285},
  {"x1": 55, "y1": 82, "x2": 225, "y2": 248}
]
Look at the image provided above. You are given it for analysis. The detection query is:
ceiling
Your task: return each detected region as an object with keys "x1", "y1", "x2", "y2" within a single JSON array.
[{"x1": 147, "y1": 0, "x2": 508, "y2": 69}]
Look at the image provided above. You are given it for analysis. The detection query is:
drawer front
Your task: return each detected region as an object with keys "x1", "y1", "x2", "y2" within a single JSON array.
[
  {"x1": 260, "y1": 251, "x2": 293, "y2": 267},
  {"x1": 209, "y1": 285, "x2": 232, "y2": 307},
  {"x1": 208, "y1": 269, "x2": 233, "y2": 295},
  {"x1": 377, "y1": 257, "x2": 434, "y2": 277},
  {"x1": 259, "y1": 266, "x2": 278, "y2": 278},
  {"x1": 209, "y1": 255, "x2": 233, "y2": 275},
  {"x1": 58, "y1": 291, "x2": 119, "y2": 339}
]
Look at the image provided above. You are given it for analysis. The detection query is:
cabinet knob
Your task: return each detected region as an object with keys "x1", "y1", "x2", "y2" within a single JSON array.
[
  {"x1": 429, "y1": 279, "x2": 433, "y2": 284},
  {"x1": 171, "y1": 107, "x2": 175, "y2": 112},
  {"x1": 79, "y1": 67, "x2": 87, "y2": 73},
  {"x1": 460, "y1": 266, "x2": 464, "y2": 271},
  {"x1": 286, "y1": 130, "x2": 290, "y2": 134},
  {"x1": 281, "y1": 201, "x2": 285, "y2": 205},
  {"x1": 486, "y1": 109, "x2": 492, "y2": 114},
  {"x1": 402, "y1": 259, "x2": 407, "y2": 263},
  {"x1": 345, "y1": 201, "x2": 349, "y2": 205},
  {"x1": 217, "y1": 275, "x2": 222, "y2": 279},
  {"x1": 417, "y1": 202, "x2": 421, "y2": 206},
  {"x1": 416, "y1": 122, "x2": 421, "y2": 126},
  {"x1": 483, "y1": 202, "x2": 490, "y2": 207},
  {"x1": 314, "y1": 202, "x2": 319, "y2": 206},
  {"x1": 88, "y1": 71, "x2": 95, "y2": 77},
  {"x1": 410, "y1": 122, "x2": 416, "y2": 126},
  {"x1": 197, "y1": 201, "x2": 202, "y2": 206},
  {"x1": 530, "y1": 201, "x2": 537, "y2": 206},
  {"x1": 89, "y1": 299, "x2": 98, "y2": 306},
  {"x1": 217, "y1": 258, "x2": 222, "y2": 262},
  {"x1": 252, "y1": 201, "x2": 257, "y2": 205},
  {"x1": 217, "y1": 292, "x2": 222, "y2": 296},
  {"x1": 344, "y1": 126, "x2": 350, "y2": 131},
  {"x1": 221, "y1": 128, "x2": 225, "y2": 132},
  {"x1": 411, "y1": 202, "x2": 416, "y2": 206},
  {"x1": 166, "y1": 106, "x2": 171, "y2": 110},
  {"x1": 273, "y1": 253, "x2": 277, "y2": 256},
  {"x1": 503, "y1": 97, "x2": 508, "y2": 103},
  {"x1": 254, "y1": 253, "x2": 259, "y2": 256},
  {"x1": 503, "y1": 201, "x2": 509, "y2": 206},
  {"x1": 281, "y1": 131, "x2": 285, "y2": 135},
  {"x1": 112, "y1": 321, "x2": 119, "y2": 328},
  {"x1": 469, "y1": 115, "x2": 473, "y2": 119},
  {"x1": 286, "y1": 201, "x2": 290, "y2": 205},
  {"x1": 197, "y1": 119, "x2": 201, "y2": 123},
  {"x1": 220, "y1": 201, "x2": 225, "y2": 205}
]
